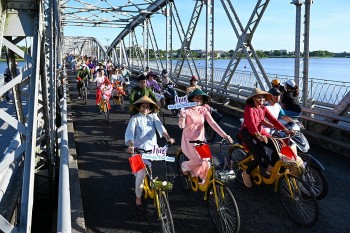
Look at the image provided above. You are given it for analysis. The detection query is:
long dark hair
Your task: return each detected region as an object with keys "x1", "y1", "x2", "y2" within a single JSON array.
[
  {"x1": 286, "y1": 84, "x2": 299, "y2": 97},
  {"x1": 246, "y1": 98, "x2": 255, "y2": 107}
]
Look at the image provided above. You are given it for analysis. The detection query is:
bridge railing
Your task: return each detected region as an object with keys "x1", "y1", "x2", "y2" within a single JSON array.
[
  {"x1": 131, "y1": 62, "x2": 350, "y2": 130},
  {"x1": 57, "y1": 67, "x2": 72, "y2": 233}
]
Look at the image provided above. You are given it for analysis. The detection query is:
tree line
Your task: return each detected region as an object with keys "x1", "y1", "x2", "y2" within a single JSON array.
[{"x1": 2, "y1": 46, "x2": 349, "y2": 60}]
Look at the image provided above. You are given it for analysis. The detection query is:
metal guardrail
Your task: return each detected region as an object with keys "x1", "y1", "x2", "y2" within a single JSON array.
[
  {"x1": 132, "y1": 62, "x2": 350, "y2": 130},
  {"x1": 142, "y1": 61, "x2": 350, "y2": 105},
  {"x1": 57, "y1": 70, "x2": 71, "y2": 233}
]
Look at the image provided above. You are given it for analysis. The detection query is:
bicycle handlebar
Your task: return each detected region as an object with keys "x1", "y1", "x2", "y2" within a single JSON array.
[
  {"x1": 189, "y1": 138, "x2": 229, "y2": 145},
  {"x1": 134, "y1": 142, "x2": 172, "y2": 154},
  {"x1": 189, "y1": 140, "x2": 206, "y2": 144}
]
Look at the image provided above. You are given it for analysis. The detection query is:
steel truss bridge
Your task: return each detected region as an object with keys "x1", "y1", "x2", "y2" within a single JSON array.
[{"x1": 0, "y1": 0, "x2": 349, "y2": 232}]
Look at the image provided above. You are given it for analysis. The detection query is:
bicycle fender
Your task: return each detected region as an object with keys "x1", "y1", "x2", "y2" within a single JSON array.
[
  {"x1": 300, "y1": 153, "x2": 325, "y2": 171},
  {"x1": 274, "y1": 173, "x2": 294, "y2": 192}
]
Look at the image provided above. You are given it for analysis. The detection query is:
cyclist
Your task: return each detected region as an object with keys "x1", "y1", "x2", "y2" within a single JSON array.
[
  {"x1": 110, "y1": 68, "x2": 124, "y2": 84},
  {"x1": 120, "y1": 64, "x2": 131, "y2": 84},
  {"x1": 281, "y1": 80, "x2": 302, "y2": 117},
  {"x1": 143, "y1": 66, "x2": 151, "y2": 76},
  {"x1": 76, "y1": 64, "x2": 91, "y2": 100},
  {"x1": 186, "y1": 76, "x2": 201, "y2": 95},
  {"x1": 239, "y1": 88, "x2": 293, "y2": 188},
  {"x1": 99, "y1": 80, "x2": 113, "y2": 110},
  {"x1": 146, "y1": 71, "x2": 162, "y2": 93},
  {"x1": 129, "y1": 74, "x2": 158, "y2": 115},
  {"x1": 264, "y1": 87, "x2": 294, "y2": 134},
  {"x1": 271, "y1": 79, "x2": 286, "y2": 94},
  {"x1": 125, "y1": 96, "x2": 175, "y2": 207},
  {"x1": 178, "y1": 88, "x2": 233, "y2": 184},
  {"x1": 93, "y1": 69, "x2": 110, "y2": 105},
  {"x1": 161, "y1": 69, "x2": 174, "y2": 87}
]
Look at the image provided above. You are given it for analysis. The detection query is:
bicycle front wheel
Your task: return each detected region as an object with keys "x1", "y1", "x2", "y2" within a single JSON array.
[
  {"x1": 207, "y1": 183, "x2": 240, "y2": 233},
  {"x1": 278, "y1": 174, "x2": 319, "y2": 227},
  {"x1": 157, "y1": 192, "x2": 175, "y2": 233},
  {"x1": 82, "y1": 89, "x2": 87, "y2": 105},
  {"x1": 120, "y1": 97, "x2": 124, "y2": 112},
  {"x1": 104, "y1": 101, "x2": 109, "y2": 121}
]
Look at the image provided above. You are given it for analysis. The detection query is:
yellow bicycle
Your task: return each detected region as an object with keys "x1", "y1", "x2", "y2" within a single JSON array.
[
  {"x1": 135, "y1": 145, "x2": 175, "y2": 233},
  {"x1": 98, "y1": 97, "x2": 109, "y2": 121},
  {"x1": 228, "y1": 137, "x2": 319, "y2": 227},
  {"x1": 176, "y1": 139, "x2": 240, "y2": 233}
]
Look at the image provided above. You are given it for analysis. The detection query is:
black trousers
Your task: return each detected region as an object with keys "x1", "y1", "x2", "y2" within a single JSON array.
[{"x1": 240, "y1": 127, "x2": 279, "y2": 174}]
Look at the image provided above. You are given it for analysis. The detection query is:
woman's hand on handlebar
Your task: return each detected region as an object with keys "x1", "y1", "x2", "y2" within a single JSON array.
[
  {"x1": 256, "y1": 134, "x2": 268, "y2": 144},
  {"x1": 127, "y1": 146, "x2": 135, "y2": 154},
  {"x1": 224, "y1": 135, "x2": 234, "y2": 144},
  {"x1": 283, "y1": 128, "x2": 295, "y2": 135},
  {"x1": 167, "y1": 138, "x2": 175, "y2": 145}
]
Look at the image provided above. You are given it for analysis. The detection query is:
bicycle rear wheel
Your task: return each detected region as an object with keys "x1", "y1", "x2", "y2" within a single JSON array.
[
  {"x1": 228, "y1": 145, "x2": 248, "y2": 184},
  {"x1": 207, "y1": 183, "x2": 240, "y2": 233},
  {"x1": 278, "y1": 174, "x2": 319, "y2": 227},
  {"x1": 103, "y1": 101, "x2": 109, "y2": 121},
  {"x1": 157, "y1": 192, "x2": 175, "y2": 233},
  {"x1": 176, "y1": 152, "x2": 190, "y2": 191}
]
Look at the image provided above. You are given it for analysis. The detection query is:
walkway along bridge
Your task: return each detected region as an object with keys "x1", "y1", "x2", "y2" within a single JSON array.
[{"x1": 0, "y1": 0, "x2": 349, "y2": 232}]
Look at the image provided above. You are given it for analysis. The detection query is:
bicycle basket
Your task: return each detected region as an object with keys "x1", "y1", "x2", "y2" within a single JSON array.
[
  {"x1": 216, "y1": 170, "x2": 236, "y2": 183},
  {"x1": 152, "y1": 180, "x2": 173, "y2": 191},
  {"x1": 281, "y1": 155, "x2": 305, "y2": 177},
  {"x1": 194, "y1": 144, "x2": 212, "y2": 159}
]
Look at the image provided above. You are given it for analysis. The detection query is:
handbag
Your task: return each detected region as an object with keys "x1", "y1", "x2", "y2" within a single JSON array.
[{"x1": 194, "y1": 143, "x2": 212, "y2": 159}]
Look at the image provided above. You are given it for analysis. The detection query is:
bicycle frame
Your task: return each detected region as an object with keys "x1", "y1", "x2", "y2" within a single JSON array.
[
  {"x1": 233, "y1": 143, "x2": 299, "y2": 193},
  {"x1": 176, "y1": 147, "x2": 228, "y2": 205},
  {"x1": 99, "y1": 99, "x2": 109, "y2": 111}
]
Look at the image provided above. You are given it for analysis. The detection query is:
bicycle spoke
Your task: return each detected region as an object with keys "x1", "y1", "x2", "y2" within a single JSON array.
[
  {"x1": 279, "y1": 175, "x2": 319, "y2": 227},
  {"x1": 207, "y1": 184, "x2": 240, "y2": 233},
  {"x1": 158, "y1": 192, "x2": 175, "y2": 233}
]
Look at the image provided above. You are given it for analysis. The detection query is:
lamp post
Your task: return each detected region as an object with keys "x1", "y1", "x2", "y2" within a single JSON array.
[{"x1": 105, "y1": 38, "x2": 110, "y2": 59}]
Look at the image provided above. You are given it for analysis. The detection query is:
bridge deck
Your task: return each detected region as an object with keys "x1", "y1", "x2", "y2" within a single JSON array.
[{"x1": 67, "y1": 70, "x2": 350, "y2": 233}]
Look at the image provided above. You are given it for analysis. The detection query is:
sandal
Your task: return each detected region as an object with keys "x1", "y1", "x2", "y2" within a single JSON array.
[
  {"x1": 242, "y1": 171, "x2": 252, "y2": 188},
  {"x1": 266, "y1": 165, "x2": 273, "y2": 176}
]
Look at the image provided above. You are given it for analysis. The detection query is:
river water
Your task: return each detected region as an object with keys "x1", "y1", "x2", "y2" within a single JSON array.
[
  {"x1": 1, "y1": 57, "x2": 349, "y2": 83},
  {"x1": 182, "y1": 57, "x2": 350, "y2": 83}
]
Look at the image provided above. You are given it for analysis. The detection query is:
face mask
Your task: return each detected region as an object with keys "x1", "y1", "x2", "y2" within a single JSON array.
[{"x1": 193, "y1": 81, "x2": 198, "y2": 85}]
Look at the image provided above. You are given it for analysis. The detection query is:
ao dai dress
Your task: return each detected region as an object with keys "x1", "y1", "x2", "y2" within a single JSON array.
[{"x1": 179, "y1": 105, "x2": 226, "y2": 180}]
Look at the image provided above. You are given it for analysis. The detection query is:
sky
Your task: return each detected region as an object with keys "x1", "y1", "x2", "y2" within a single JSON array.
[{"x1": 63, "y1": 0, "x2": 350, "y2": 53}]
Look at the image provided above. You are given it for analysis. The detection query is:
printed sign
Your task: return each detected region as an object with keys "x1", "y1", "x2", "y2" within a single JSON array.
[
  {"x1": 167, "y1": 95, "x2": 197, "y2": 110},
  {"x1": 155, "y1": 93, "x2": 164, "y2": 101},
  {"x1": 141, "y1": 145, "x2": 175, "y2": 162}
]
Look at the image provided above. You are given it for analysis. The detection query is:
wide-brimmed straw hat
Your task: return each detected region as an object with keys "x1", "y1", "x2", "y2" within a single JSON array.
[
  {"x1": 246, "y1": 88, "x2": 272, "y2": 104},
  {"x1": 188, "y1": 88, "x2": 211, "y2": 104},
  {"x1": 132, "y1": 96, "x2": 160, "y2": 112}
]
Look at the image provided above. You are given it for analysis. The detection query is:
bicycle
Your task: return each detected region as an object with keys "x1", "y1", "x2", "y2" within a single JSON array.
[
  {"x1": 112, "y1": 81, "x2": 126, "y2": 112},
  {"x1": 134, "y1": 144, "x2": 175, "y2": 233},
  {"x1": 78, "y1": 78, "x2": 88, "y2": 105},
  {"x1": 176, "y1": 139, "x2": 240, "y2": 233},
  {"x1": 228, "y1": 136, "x2": 319, "y2": 227},
  {"x1": 98, "y1": 96, "x2": 109, "y2": 121}
]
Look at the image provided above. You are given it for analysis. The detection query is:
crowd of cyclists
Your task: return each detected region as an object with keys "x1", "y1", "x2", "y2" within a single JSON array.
[{"x1": 66, "y1": 54, "x2": 303, "y2": 205}]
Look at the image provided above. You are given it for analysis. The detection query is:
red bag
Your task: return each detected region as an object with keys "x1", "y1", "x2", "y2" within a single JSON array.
[
  {"x1": 280, "y1": 140, "x2": 297, "y2": 160},
  {"x1": 195, "y1": 144, "x2": 212, "y2": 159},
  {"x1": 128, "y1": 154, "x2": 145, "y2": 173}
]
